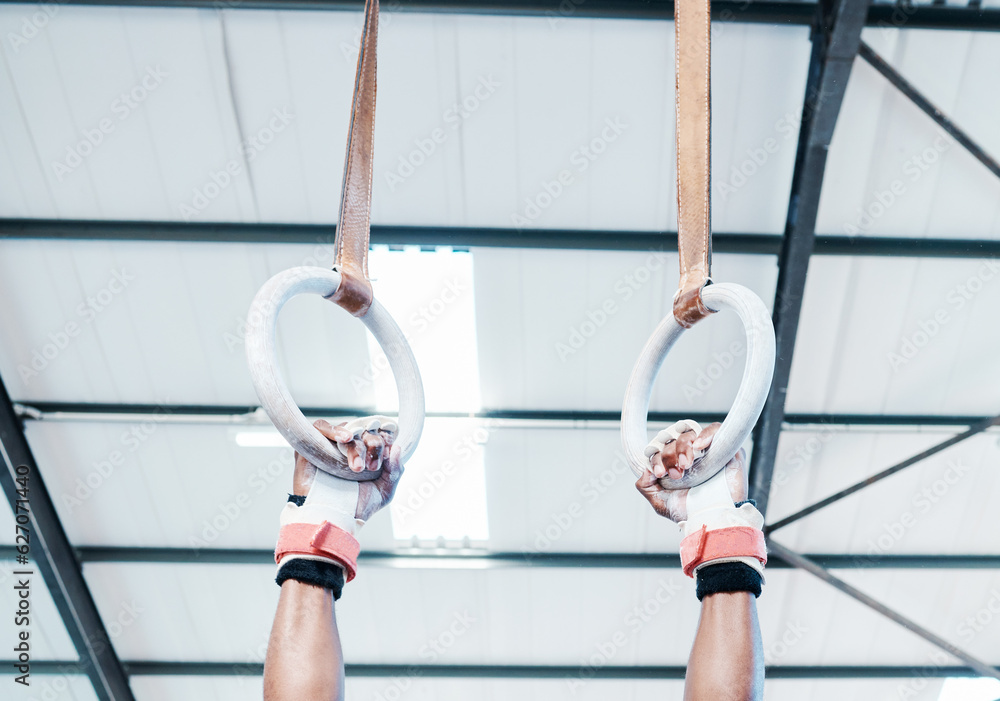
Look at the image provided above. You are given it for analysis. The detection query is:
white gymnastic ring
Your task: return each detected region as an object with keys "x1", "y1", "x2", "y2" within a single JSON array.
[
  {"x1": 245, "y1": 266, "x2": 425, "y2": 481},
  {"x1": 621, "y1": 283, "x2": 775, "y2": 490}
]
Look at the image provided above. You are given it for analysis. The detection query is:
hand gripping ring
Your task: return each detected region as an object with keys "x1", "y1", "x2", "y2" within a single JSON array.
[
  {"x1": 621, "y1": 283, "x2": 775, "y2": 490},
  {"x1": 245, "y1": 266, "x2": 425, "y2": 481}
]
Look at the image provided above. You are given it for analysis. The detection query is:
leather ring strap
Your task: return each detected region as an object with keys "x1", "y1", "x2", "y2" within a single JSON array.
[
  {"x1": 672, "y1": 0, "x2": 714, "y2": 329},
  {"x1": 331, "y1": 0, "x2": 379, "y2": 317}
]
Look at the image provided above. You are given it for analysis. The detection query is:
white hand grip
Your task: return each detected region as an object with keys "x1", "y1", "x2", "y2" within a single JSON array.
[
  {"x1": 621, "y1": 283, "x2": 775, "y2": 490},
  {"x1": 245, "y1": 266, "x2": 424, "y2": 481}
]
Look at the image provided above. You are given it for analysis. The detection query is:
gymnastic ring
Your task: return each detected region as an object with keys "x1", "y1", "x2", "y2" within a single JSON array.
[
  {"x1": 621, "y1": 283, "x2": 775, "y2": 490},
  {"x1": 245, "y1": 266, "x2": 425, "y2": 482}
]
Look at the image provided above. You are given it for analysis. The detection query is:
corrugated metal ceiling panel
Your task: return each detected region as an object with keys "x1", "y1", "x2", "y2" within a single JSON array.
[
  {"x1": 785, "y1": 255, "x2": 1000, "y2": 416},
  {"x1": 816, "y1": 29, "x2": 1000, "y2": 240},
  {"x1": 0, "y1": 7, "x2": 811, "y2": 233}
]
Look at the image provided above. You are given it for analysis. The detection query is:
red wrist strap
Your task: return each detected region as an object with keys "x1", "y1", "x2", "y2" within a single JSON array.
[
  {"x1": 679, "y1": 526, "x2": 767, "y2": 578},
  {"x1": 275, "y1": 521, "x2": 360, "y2": 582}
]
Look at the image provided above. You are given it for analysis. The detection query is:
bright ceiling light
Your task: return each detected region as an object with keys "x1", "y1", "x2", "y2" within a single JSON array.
[
  {"x1": 387, "y1": 417, "x2": 491, "y2": 543},
  {"x1": 234, "y1": 430, "x2": 289, "y2": 448},
  {"x1": 364, "y1": 248, "x2": 489, "y2": 542},
  {"x1": 365, "y1": 247, "x2": 482, "y2": 414},
  {"x1": 937, "y1": 677, "x2": 1000, "y2": 701},
  {"x1": 237, "y1": 248, "x2": 489, "y2": 542}
]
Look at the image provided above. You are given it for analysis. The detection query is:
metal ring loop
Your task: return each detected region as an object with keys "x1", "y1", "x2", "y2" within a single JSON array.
[
  {"x1": 245, "y1": 266, "x2": 425, "y2": 481},
  {"x1": 621, "y1": 283, "x2": 775, "y2": 490}
]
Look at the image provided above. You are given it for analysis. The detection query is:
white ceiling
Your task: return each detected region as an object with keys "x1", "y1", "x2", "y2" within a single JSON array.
[{"x1": 1, "y1": 2, "x2": 999, "y2": 700}]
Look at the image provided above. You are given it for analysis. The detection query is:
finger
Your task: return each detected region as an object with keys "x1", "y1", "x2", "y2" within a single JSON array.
[
  {"x1": 314, "y1": 419, "x2": 355, "y2": 445},
  {"x1": 651, "y1": 451, "x2": 667, "y2": 479},
  {"x1": 342, "y1": 441, "x2": 365, "y2": 472},
  {"x1": 381, "y1": 428, "x2": 396, "y2": 449},
  {"x1": 693, "y1": 422, "x2": 722, "y2": 450},
  {"x1": 636, "y1": 468, "x2": 659, "y2": 491},
  {"x1": 675, "y1": 430, "x2": 696, "y2": 471},
  {"x1": 362, "y1": 432, "x2": 383, "y2": 471},
  {"x1": 662, "y1": 438, "x2": 679, "y2": 472}
]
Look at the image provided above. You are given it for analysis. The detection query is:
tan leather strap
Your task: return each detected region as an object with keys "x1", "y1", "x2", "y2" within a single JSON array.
[
  {"x1": 331, "y1": 0, "x2": 379, "y2": 317},
  {"x1": 672, "y1": 0, "x2": 714, "y2": 329}
]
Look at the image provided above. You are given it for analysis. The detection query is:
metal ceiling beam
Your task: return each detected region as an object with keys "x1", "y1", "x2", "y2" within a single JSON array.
[
  {"x1": 15, "y1": 401, "x2": 1000, "y2": 429},
  {"x1": 5, "y1": 545, "x2": 1000, "y2": 569},
  {"x1": 858, "y1": 41, "x2": 1000, "y2": 182},
  {"x1": 0, "y1": 0, "x2": 997, "y2": 30},
  {"x1": 11, "y1": 660, "x2": 1000, "y2": 679},
  {"x1": 0, "y1": 378, "x2": 136, "y2": 701},
  {"x1": 767, "y1": 414, "x2": 1000, "y2": 533},
  {"x1": 748, "y1": 0, "x2": 870, "y2": 516},
  {"x1": 770, "y1": 540, "x2": 1000, "y2": 682},
  {"x1": 3, "y1": 219, "x2": 1000, "y2": 258}
]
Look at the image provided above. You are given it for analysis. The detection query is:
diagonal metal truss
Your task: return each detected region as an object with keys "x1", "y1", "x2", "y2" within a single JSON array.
[
  {"x1": 769, "y1": 541, "x2": 1000, "y2": 682},
  {"x1": 742, "y1": 0, "x2": 1000, "y2": 684},
  {"x1": 747, "y1": 0, "x2": 871, "y2": 516},
  {"x1": 0, "y1": 375, "x2": 136, "y2": 701},
  {"x1": 858, "y1": 41, "x2": 1000, "y2": 182},
  {"x1": 767, "y1": 414, "x2": 1000, "y2": 533}
]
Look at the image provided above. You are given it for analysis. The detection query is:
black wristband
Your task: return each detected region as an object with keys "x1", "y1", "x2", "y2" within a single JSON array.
[
  {"x1": 276, "y1": 558, "x2": 346, "y2": 600},
  {"x1": 288, "y1": 494, "x2": 306, "y2": 506},
  {"x1": 695, "y1": 562, "x2": 763, "y2": 601}
]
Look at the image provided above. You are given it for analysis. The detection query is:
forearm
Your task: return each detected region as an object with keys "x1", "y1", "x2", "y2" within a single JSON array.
[
  {"x1": 264, "y1": 580, "x2": 345, "y2": 701},
  {"x1": 685, "y1": 591, "x2": 763, "y2": 701}
]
